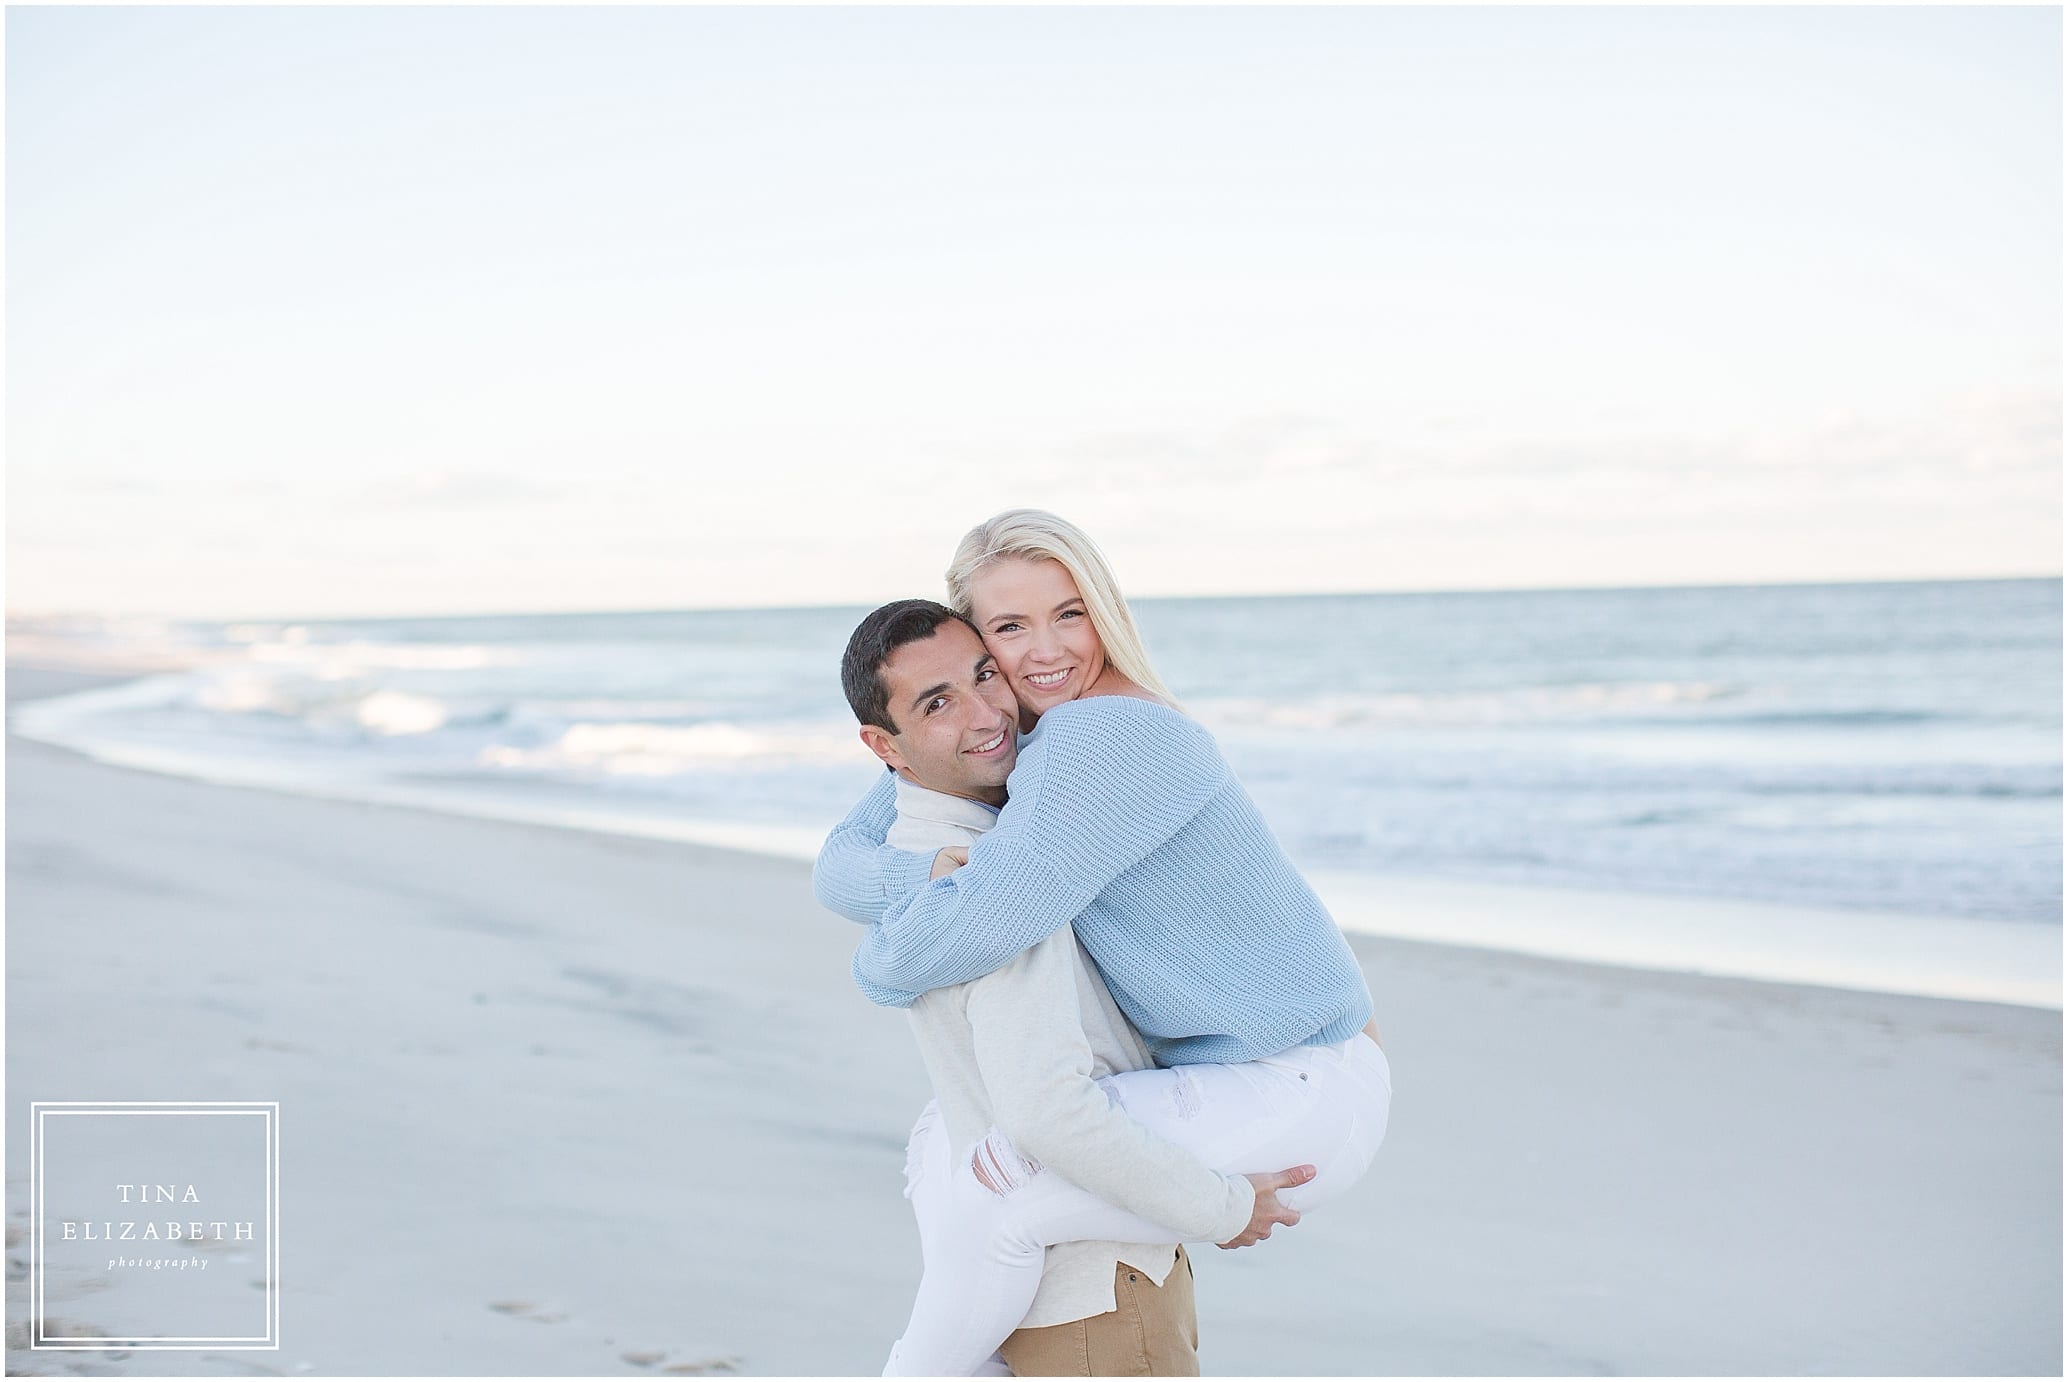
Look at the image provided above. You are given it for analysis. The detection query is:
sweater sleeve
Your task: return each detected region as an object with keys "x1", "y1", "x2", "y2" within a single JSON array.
[
  {"x1": 810, "y1": 771, "x2": 939, "y2": 925},
  {"x1": 851, "y1": 699, "x2": 1228, "y2": 996},
  {"x1": 966, "y1": 932, "x2": 1256, "y2": 1245}
]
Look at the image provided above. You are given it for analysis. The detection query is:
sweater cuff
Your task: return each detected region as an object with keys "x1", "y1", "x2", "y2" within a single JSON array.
[
  {"x1": 883, "y1": 845, "x2": 938, "y2": 903},
  {"x1": 850, "y1": 945, "x2": 922, "y2": 1010},
  {"x1": 1211, "y1": 1172, "x2": 1259, "y2": 1244}
]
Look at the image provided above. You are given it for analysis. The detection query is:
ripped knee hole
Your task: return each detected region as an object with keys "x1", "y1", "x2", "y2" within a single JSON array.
[{"x1": 972, "y1": 1130, "x2": 1043, "y2": 1196}]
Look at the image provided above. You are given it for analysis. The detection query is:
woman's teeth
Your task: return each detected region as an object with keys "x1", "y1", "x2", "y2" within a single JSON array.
[{"x1": 1025, "y1": 669, "x2": 1070, "y2": 687}]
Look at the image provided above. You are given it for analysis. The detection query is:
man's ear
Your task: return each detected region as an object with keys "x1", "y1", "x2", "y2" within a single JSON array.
[{"x1": 858, "y1": 724, "x2": 906, "y2": 773}]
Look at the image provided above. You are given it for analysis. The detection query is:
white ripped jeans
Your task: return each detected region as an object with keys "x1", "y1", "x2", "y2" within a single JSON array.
[{"x1": 882, "y1": 1033, "x2": 1393, "y2": 1376}]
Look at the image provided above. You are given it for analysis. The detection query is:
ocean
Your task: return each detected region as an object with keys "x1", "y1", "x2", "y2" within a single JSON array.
[{"x1": 11, "y1": 576, "x2": 2060, "y2": 1002}]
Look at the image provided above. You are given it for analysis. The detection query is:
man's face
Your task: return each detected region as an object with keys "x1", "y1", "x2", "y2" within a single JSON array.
[{"x1": 859, "y1": 619, "x2": 1020, "y2": 805}]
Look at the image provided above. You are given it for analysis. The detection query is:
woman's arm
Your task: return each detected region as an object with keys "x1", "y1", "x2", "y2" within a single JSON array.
[
  {"x1": 810, "y1": 770, "x2": 939, "y2": 924},
  {"x1": 967, "y1": 932, "x2": 1255, "y2": 1244},
  {"x1": 851, "y1": 699, "x2": 1228, "y2": 997}
]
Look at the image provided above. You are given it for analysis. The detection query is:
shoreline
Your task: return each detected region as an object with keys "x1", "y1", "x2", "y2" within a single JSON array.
[
  {"x1": 8, "y1": 658, "x2": 2059, "y2": 1013},
  {"x1": 5, "y1": 659, "x2": 2059, "y2": 1375}
]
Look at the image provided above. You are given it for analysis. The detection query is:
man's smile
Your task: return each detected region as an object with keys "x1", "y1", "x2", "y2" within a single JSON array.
[{"x1": 964, "y1": 726, "x2": 1010, "y2": 758}]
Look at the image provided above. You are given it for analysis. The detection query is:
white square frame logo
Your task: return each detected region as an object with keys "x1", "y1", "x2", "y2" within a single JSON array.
[{"x1": 30, "y1": 1100, "x2": 280, "y2": 1350}]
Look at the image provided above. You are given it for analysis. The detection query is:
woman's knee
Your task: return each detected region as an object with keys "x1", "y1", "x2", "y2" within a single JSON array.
[{"x1": 952, "y1": 1130, "x2": 1053, "y2": 1261}]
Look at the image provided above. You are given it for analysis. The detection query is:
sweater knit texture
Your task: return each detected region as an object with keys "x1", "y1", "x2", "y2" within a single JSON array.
[{"x1": 812, "y1": 696, "x2": 1374, "y2": 1066}]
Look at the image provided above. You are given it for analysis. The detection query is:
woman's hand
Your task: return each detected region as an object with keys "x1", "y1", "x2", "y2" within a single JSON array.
[{"x1": 930, "y1": 846, "x2": 970, "y2": 879}]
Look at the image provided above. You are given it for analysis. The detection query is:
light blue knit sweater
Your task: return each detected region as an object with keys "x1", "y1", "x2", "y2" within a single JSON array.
[{"x1": 812, "y1": 696, "x2": 1374, "y2": 1066}]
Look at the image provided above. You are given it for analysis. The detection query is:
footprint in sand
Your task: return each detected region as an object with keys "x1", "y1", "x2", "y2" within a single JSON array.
[
  {"x1": 243, "y1": 1036, "x2": 313, "y2": 1054},
  {"x1": 11, "y1": 1316, "x2": 127, "y2": 1356},
  {"x1": 194, "y1": 1354, "x2": 290, "y2": 1375},
  {"x1": 618, "y1": 1346, "x2": 743, "y2": 1372},
  {"x1": 488, "y1": 1300, "x2": 571, "y2": 1324}
]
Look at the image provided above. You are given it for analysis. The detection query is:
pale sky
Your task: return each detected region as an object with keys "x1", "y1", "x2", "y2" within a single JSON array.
[{"x1": 6, "y1": 5, "x2": 2061, "y2": 622}]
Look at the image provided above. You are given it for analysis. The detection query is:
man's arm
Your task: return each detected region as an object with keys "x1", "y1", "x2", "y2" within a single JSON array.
[
  {"x1": 965, "y1": 931, "x2": 1258, "y2": 1245},
  {"x1": 852, "y1": 700, "x2": 1227, "y2": 996},
  {"x1": 811, "y1": 771, "x2": 938, "y2": 924}
]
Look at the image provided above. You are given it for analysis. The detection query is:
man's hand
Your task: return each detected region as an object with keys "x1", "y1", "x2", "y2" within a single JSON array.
[
  {"x1": 1217, "y1": 1165, "x2": 1316, "y2": 1249},
  {"x1": 930, "y1": 846, "x2": 969, "y2": 879}
]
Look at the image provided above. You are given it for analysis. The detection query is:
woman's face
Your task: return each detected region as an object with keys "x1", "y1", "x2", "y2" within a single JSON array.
[{"x1": 967, "y1": 557, "x2": 1107, "y2": 725}]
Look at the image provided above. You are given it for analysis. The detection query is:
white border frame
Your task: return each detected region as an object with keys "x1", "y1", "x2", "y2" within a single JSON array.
[{"x1": 29, "y1": 1101, "x2": 279, "y2": 1350}]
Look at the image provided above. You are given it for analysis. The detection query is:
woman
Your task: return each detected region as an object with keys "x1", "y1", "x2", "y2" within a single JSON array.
[{"x1": 815, "y1": 509, "x2": 1392, "y2": 1375}]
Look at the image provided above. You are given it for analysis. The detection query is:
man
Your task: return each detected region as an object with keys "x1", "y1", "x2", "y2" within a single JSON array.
[{"x1": 832, "y1": 599, "x2": 1308, "y2": 1376}]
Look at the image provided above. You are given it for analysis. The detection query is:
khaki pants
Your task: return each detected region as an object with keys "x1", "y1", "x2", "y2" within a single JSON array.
[{"x1": 997, "y1": 1245, "x2": 1200, "y2": 1377}]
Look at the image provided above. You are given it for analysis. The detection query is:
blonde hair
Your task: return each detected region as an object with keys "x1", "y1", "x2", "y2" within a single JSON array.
[{"x1": 944, "y1": 509, "x2": 1181, "y2": 710}]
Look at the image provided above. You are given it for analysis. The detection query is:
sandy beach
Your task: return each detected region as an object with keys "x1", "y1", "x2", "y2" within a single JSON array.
[{"x1": 5, "y1": 662, "x2": 2060, "y2": 1376}]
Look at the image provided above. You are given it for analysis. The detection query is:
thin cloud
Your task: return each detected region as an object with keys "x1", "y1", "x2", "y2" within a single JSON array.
[{"x1": 348, "y1": 469, "x2": 560, "y2": 511}]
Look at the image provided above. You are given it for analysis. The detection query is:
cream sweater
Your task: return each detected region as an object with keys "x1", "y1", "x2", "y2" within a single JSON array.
[{"x1": 885, "y1": 775, "x2": 1255, "y2": 1329}]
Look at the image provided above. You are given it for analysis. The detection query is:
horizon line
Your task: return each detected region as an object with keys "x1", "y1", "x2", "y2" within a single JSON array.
[{"x1": 6, "y1": 569, "x2": 2060, "y2": 631}]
